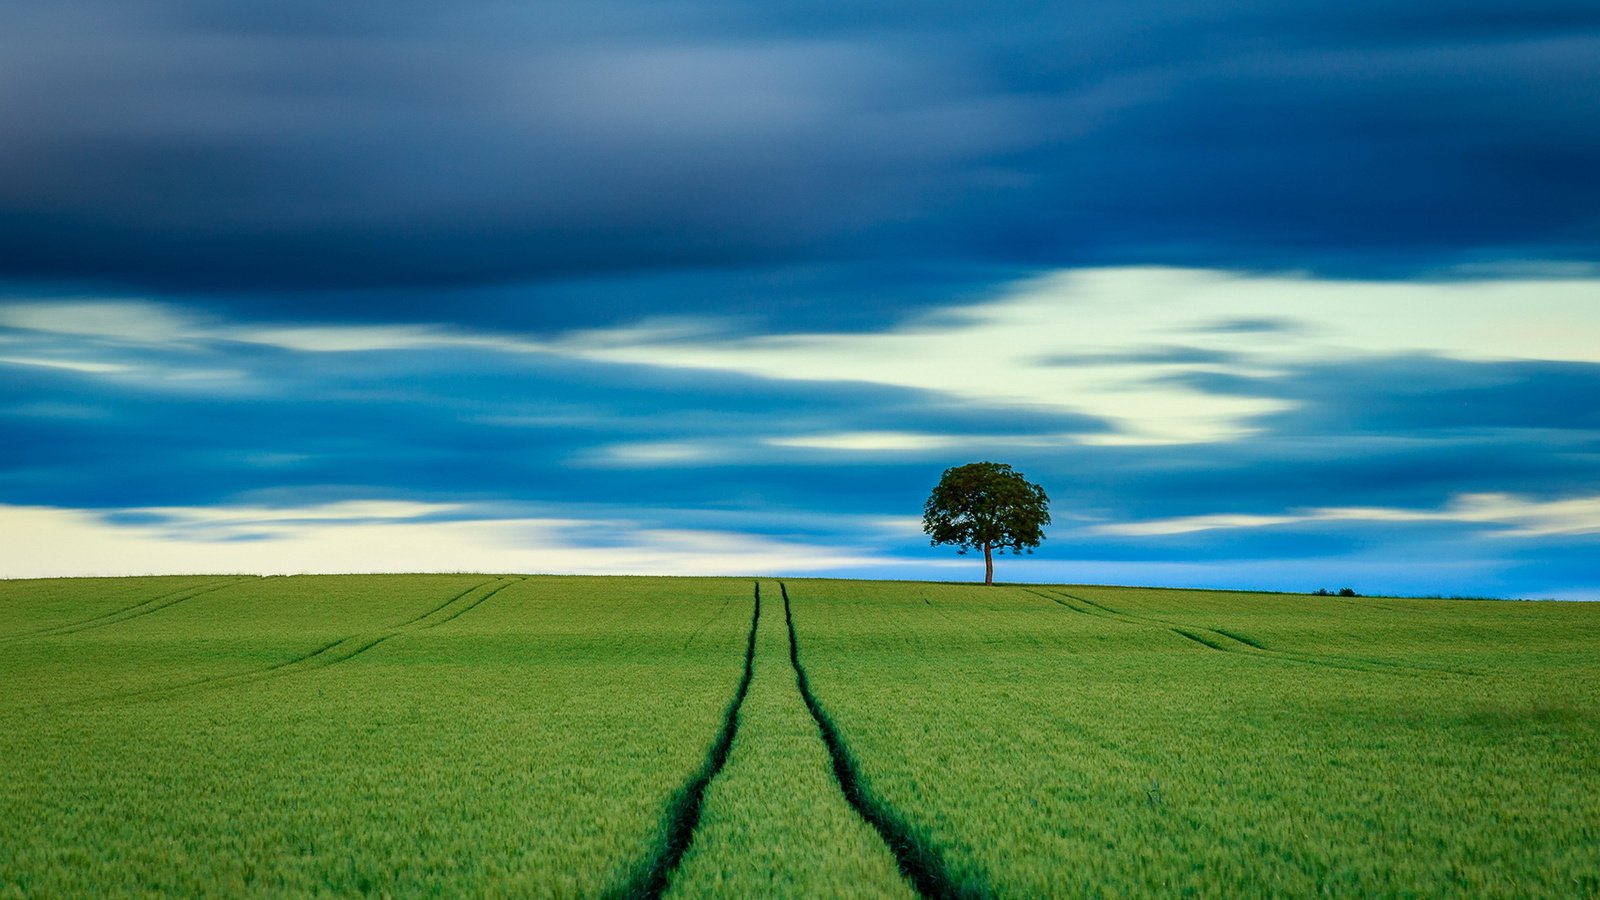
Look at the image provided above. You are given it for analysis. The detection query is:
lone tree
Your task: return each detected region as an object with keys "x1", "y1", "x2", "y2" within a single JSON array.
[{"x1": 922, "y1": 461, "x2": 1050, "y2": 585}]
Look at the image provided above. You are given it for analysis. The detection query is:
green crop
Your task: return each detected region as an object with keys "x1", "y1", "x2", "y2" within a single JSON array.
[
  {"x1": 3, "y1": 574, "x2": 1596, "y2": 897},
  {"x1": 0, "y1": 575, "x2": 229, "y2": 639},
  {"x1": 664, "y1": 583, "x2": 912, "y2": 899},
  {"x1": 785, "y1": 579, "x2": 1600, "y2": 897},
  {"x1": 1, "y1": 574, "x2": 755, "y2": 896}
]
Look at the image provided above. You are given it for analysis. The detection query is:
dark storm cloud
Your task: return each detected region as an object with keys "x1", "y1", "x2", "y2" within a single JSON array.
[
  {"x1": 2, "y1": 0, "x2": 1597, "y2": 325},
  {"x1": 0, "y1": 0, "x2": 1033, "y2": 309}
]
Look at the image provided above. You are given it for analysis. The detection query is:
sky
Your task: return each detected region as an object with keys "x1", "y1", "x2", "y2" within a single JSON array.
[{"x1": 2, "y1": 1, "x2": 1598, "y2": 597}]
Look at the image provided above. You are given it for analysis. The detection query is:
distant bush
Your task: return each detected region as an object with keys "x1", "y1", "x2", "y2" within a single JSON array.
[
  {"x1": 1312, "y1": 588, "x2": 1331, "y2": 596},
  {"x1": 1338, "y1": 587, "x2": 1358, "y2": 597}
]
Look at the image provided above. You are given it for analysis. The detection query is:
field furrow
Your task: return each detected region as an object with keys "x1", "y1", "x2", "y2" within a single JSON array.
[
  {"x1": 425, "y1": 576, "x2": 523, "y2": 627},
  {"x1": 2, "y1": 575, "x2": 1595, "y2": 897},
  {"x1": 612, "y1": 582, "x2": 760, "y2": 900},
  {"x1": 780, "y1": 582, "x2": 966, "y2": 900},
  {"x1": 0, "y1": 576, "x2": 225, "y2": 637},
  {"x1": 1054, "y1": 588, "x2": 1483, "y2": 677},
  {"x1": 3, "y1": 576, "x2": 529, "y2": 711},
  {"x1": 50, "y1": 636, "x2": 361, "y2": 708},
  {"x1": 783, "y1": 578, "x2": 1600, "y2": 896},
  {"x1": 661, "y1": 583, "x2": 914, "y2": 899},
  {"x1": 153, "y1": 578, "x2": 527, "y2": 695},
  {"x1": 393, "y1": 576, "x2": 503, "y2": 626},
  {"x1": 1, "y1": 576, "x2": 759, "y2": 897},
  {"x1": 1033, "y1": 586, "x2": 1443, "y2": 676},
  {"x1": 0, "y1": 577, "x2": 249, "y2": 641},
  {"x1": 1033, "y1": 586, "x2": 1390, "y2": 673},
  {"x1": 1066, "y1": 584, "x2": 1527, "y2": 674}
]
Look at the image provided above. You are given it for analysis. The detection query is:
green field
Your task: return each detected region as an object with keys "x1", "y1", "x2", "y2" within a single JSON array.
[{"x1": 2, "y1": 575, "x2": 1596, "y2": 897}]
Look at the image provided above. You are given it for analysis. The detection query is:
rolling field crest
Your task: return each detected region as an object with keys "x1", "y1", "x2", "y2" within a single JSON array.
[{"x1": 1, "y1": 575, "x2": 1597, "y2": 896}]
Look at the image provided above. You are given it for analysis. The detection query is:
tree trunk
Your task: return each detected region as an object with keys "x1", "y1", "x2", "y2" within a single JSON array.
[{"x1": 984, "y1": 541, "x2": 994, "y2": 585}]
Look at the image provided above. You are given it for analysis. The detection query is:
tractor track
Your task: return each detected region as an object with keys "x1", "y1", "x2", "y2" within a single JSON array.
[
  {"x1": 782, "y1": 582, "x2": 983, "y2": 900},
  {"x1": 8, "y1": 577, "x2": 524, "y2": 713},
  {"x1": 146, "y1": 577, "x2": 523, "y2": 696},
  {"x1": 394, "y1": 577, "x2": 502, "y2": 626},
  {"x1": 609, "y1": 582, "x2": 760, "y2": 900},
  {"x1": 1032, "y1": 587, "x2": 1391, "y2": 673},
  {"x1": 0, "y1": 578, "x2": 251, "y2": 642},
  {"x1": 1031, "y1": 588, "x2": 1480, "y2": 677},
  {"x1": 428, "y1": 578, "x2": 520, "y2": 627},
  {"x1": 1062, "y1": 589, "x2": 1481, "y2": 676}
]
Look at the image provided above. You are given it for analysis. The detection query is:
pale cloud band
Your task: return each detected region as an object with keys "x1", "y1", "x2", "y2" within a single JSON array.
[
  {"x1": 5, "y1": 266, "x2": 1598, "y2": 448},
  {"x1": 2, "y1": 266, "x2": 1597, "y2": 595},
  {"x1": 3, "y1": 490, "x2": 1592, "y2": 586},
  {"x1": 0, "y1": 502, "x2": 893, "y2": 579},
  {"x1": 566, "y1": 267, "x2": 1600, "y2": 445},
  {"x1": 1096, "y1": 493, "x2": 1600, "y2": 538}
]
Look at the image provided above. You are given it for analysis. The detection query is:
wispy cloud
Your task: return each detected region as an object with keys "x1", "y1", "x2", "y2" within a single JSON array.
[
  {"x1": 766, "y1": 431, "x2": 969, "y2": 452},
  {"x1": 0, "y1": 501, "x2": 896, "y2": 578},
  {"x1": 2, "y1": 267, "x2": 1597, "y2": 597},
  {"x1": 1096, "y1": 492, "x2": 1600, "y2": 538},
  {"x1": 0, "y1": 356, "x2": 133, "y2": 374},
  {"x1": 553, "y1": 267, "x2": 1600, "y2": 444}
]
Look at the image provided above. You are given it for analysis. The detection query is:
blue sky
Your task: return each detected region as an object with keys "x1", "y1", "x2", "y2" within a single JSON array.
[{"x1": 1, "y1": 1, "x2": 1597, "y2": 597}]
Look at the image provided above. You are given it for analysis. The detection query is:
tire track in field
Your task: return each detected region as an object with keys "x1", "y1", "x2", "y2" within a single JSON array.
[
  {"x1": 153, "y1": 577, "x2": 522, "y2": 691},
  {"x1": 0, "y1": 577, "x2": 251, "y2": 642},
  {"x1": 18, "y1": 577, "x2": 519, "y2": 712},
  {"x1": 781, "y1": 582, "x2": 983, "y2": 900},
  {"x1": 610, "y1": 582, "x2": 760, "y2": 900},
  {"x1": 1063, "y1": 589, "x2": 1482, "y2": 675},
  {"x1": 425, "y1": 581, "x2": 509, "y2": 627},
  {"x1": 394, "y1": 578, "x2": 505, "y2": 627},
  {"x1": 1032, "y1": 589, "x2": 1480, "y2": 677},
  {"x1": 1032, "y1": 587, "x2": 1395, "y2": 674},
  {"x1": 0, "y1": 581, "x2": 219, "y2": 640}
]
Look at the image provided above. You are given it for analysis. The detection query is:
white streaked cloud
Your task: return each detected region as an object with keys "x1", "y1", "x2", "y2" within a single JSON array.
[
  {"x1": 4, "y1": 267, "x2": 1598, "y2": 444},
  {"x1": 766, "y1": 430, "x2": 967, "y2": 452},
  {"x1": 590, "y1": 430, "x2": 1088, "y2": 465},
  {"x1": 1094, "y1": 492, "x2": 1600, "y2": 538},
  {"x1": 0, "y1": 300, "x2": 551, "y2": 355},
  {"x1": 0, "y1": 301, "x2": 197, "y2": 343},
  {"x1": 0, "y1": 355, "x2": 134, "y2": 374},
  {"x1": 555, "y1": 266, "x2": 1600, "y2": 445},
  {"x1": 764, "y1": 430, "x2": 1088, "y2": 452},
  {"x1": 133, "y1": 500, "x2": 467, "y2": 535},
  {"x1": 0, "y1": 502, "x2": 894, "y2": 578},
  {"x1": 584, "y1": 440, "x2": 728, "y2": 466},
  {"x1": 233, "y1": 325, "x2": 547, "y2": 354}
]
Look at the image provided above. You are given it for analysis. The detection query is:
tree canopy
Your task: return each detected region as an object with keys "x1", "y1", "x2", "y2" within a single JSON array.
[{"x1": 922, "y1": 461, "x2": 1050, "y2": 585}]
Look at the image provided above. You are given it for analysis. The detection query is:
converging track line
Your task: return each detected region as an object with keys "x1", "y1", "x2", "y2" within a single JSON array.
[
  {"x1": 0, "y1": 578, "x2": 250, "y2": 642},
  {"x1": 13, "y1": 577, "x2": 526, "y2": 713},
  {"x1": 428, "y1": 578, "x2": 520, "y2": 627},
  {"x1": 1029, "y1": 588, "x2": 1479, "y2": 677},
  {"x1": 165, "y1": 577, "x2": 523, "y2": 692},
  {"x1": 395, "y1": 577, "x2": 501, "y2": 627},
  {"x1": 1060, "y1": 588, "x2": 1481, "y2": 675},
  {"x1": 609, "y1": 582, "x2": 761, "y2": 900},
  {"x1": 781, "y1": 582, "x2": 982, "y2": 900}
]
